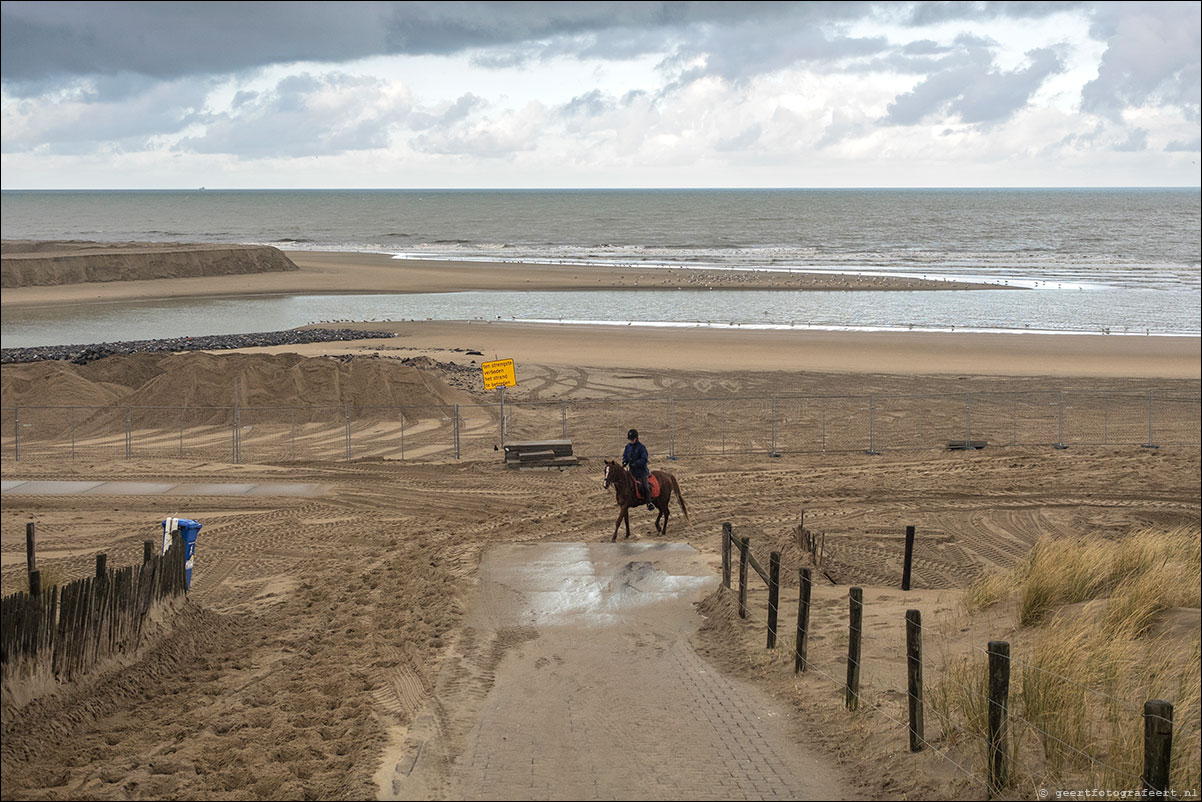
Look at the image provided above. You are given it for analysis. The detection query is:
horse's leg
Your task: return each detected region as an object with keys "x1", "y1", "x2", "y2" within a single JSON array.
[
  {"x1": 612, "y1": 505, "x2": 626, "y2": 542},
  {"x1": 624, "y1": 506, "x2": 632, "y2": 539},
  {"x1": 661, "y1": 504, "x2": 670, "y2": 537}
]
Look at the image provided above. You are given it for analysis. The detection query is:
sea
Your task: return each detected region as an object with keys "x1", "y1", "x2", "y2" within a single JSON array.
[{"x1": 2, "y1": 189, "x2": 1199, "y2": 347}]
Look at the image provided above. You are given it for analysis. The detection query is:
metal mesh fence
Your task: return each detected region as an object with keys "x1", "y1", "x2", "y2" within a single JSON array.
[{"x1": 1, "y1": 389, "x2": 1197, "y2": 463}]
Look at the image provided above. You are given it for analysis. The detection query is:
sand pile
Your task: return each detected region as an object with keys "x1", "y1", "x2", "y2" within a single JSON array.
[
  {"x1": 2, "y1": 351, "x2": 473, "y2": 424},
  {"x1": 1, "y1": 240, "x2": 298, "y2": 287}
]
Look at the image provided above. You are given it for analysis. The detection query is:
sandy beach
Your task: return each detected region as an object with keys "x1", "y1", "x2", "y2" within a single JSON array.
[
  {"x1": 0, "y1": 247, "x2": 1009, "y2": 308},
  {"x1": 2, "y1": 244, "x2": 1199, "y2": 801}
]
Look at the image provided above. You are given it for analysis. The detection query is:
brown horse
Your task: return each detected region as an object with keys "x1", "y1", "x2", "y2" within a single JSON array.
[{"x1": 602, "y1": 459, "x2": 690, "y2": 542}]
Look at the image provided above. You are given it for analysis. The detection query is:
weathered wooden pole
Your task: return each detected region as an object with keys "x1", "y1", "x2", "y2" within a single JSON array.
[
  {"x1": 795, "y1": 567, "x2": 812, "y2": 673},
  {"x1": 738, "y1": 536, "x2": 750, "y2": 620},
  {"x1": 26, "y1": 522, "x2": 37, "y2": 580},
  {"x1": 846, "y1": 586, "x2": 863, "y2": 710},
  {"x1": 767, "y1": 551, "x2": 781, "y2": 649},
  {"x1": 1143, "y1": 700, "x2": 1173, "y2": 795},
  {"x1": 987, "y1": 640, "x2": 1011, "y2": 792},
  {"x1": 29, "y1": 569, "x2": 42, "y2": 596},
  {"x1": 722, "y1": 522, "x2": 732, "y2": 589},
  {"x1": 906, "y1": 609, "x2": 924, "y2": 752},
  {"x1": 143, "y1": 540, "x2": 154, "y2": 564},
  {"x1": 902, "y1": 525, "x2": 916, "y2": 591}
]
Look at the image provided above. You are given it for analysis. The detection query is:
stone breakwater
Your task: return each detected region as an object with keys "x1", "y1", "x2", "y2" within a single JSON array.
[{"x1": 1, "y1": 329, "x2": 396, "y2": 365}]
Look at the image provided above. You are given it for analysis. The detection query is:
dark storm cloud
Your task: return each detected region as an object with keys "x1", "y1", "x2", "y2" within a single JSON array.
[{"x1": 0, "y1": 1, "x2": 802, "y2": 91}]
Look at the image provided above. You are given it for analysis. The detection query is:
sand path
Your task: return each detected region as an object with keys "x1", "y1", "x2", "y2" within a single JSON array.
[{"x1": 382, "y1": 542, "x2": 853, "y2": 801}]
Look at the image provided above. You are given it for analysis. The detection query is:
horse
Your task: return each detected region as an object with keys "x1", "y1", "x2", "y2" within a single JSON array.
[{"x1": 602, "y1": 459, "x2": 690, "y2": 542}]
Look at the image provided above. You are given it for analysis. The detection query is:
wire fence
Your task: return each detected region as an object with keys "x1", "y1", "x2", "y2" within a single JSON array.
[{"x1": 2, "y1": 388, "x2": 1198, "y2": 463}]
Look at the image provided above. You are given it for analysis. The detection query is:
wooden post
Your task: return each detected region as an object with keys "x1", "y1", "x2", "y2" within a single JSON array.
[
  {"x1": 26, "y1": 521, "x2": 37, "y2": 580},
  {"x1": 988, "y1": 640, "x2": 1011, "y2": 792},
  {"x1": 1143, "y1": 700, "x2": 1173, "y2": 795},
  {"x1": 29, "y1": 569, "x2": 42, "y2": 596},
  {"x1": 95, "y1": 553, "x2": 107, "y2": 584},
  {"x1": 795, "y1": 567, "x2": 812, "y2": 673},
  {"x1": 738, "y1": 536, "x2": 749, "y2": 620},
  {"x1": 902, "y1": 525, "x2": 915, "y2": 591},
  {"x1": 143, "y1": 540, "x2": 154, "y2": 564},
  {"x1": 721, "y1": 523, "x2": 732, "y2": 589},
  {"x1": 906, "y1": 609, "x2": 924, "y2": 752},
  {"x1": 767, "y1": 551, "x2": 781, "y2": 649},
  {"x1": 846, "y1": 586, "x2": 863, "y2": 710}
]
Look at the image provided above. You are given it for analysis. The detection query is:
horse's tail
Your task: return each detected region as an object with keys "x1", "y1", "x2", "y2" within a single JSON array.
[{"x1": 671, "y1": 474, "x2": 690, "y2": 523}]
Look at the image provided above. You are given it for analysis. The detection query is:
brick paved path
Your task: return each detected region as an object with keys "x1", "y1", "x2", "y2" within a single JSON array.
[{"x1": 429, "y1": 543, "x2": 852, "y2": 801}]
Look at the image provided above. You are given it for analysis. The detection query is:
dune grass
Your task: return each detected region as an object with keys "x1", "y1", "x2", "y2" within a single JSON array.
[{"x1": 931, "y1": 527, "x2": 1201, "y2": 794}]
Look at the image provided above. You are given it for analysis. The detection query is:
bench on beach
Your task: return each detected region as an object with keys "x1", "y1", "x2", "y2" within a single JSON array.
[
  {"x1": 947, "y1": 440, "x2": 988, "y2": 450},
  {"x1": 503, "y1": 440, "x2": 580, "y2": 470}
]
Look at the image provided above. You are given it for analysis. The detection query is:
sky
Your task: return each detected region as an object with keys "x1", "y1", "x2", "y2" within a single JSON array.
[{"x1": 1, "y1": 1, "x2": 1199, "y2": 189}]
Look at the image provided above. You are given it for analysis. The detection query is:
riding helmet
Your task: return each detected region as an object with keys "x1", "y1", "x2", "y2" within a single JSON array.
[{"x1": 627, "y1": 428, "x2": 639, "y2": 440}]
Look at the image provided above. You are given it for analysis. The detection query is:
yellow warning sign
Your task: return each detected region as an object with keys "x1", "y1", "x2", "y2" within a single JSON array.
[{"x1": 481, "y1": 358, "x2": 517, "y2": 390}]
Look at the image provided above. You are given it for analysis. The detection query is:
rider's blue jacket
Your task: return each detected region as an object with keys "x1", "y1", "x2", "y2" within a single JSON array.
[{"x1": 622, "y1": 440, "x2": 649, "y2": 478}]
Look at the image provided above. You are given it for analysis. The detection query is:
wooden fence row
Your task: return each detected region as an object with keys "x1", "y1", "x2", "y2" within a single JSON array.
[
  {"x1": 1, "y1": 528, "x2": 188, "y2": 686},
  {"x1": 720, "y1": 522, "x2": 1181, "y2": 796}
]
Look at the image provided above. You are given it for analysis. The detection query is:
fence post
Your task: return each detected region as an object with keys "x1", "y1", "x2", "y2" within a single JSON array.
[
  {"x1": 820, "y1": 401, "x2": 826, "y2": 452},
  {"x1": 144, "y1": 540, "x2": 154, "y2": 564},
  {"x1": 1011, "y1": 392, "x2": 1017, "y2": 446},
  {"x1": 561, "y1": 400, "x2": 567, "y2": 440},
  {"x1": 771, "y1": 397, "x2": 779, "y2": 457},
  {"x1": 767, "y1": 551, "x2": 780, "y2": 648},
  {"x1": 722, "y1": 522, "x2": 732, "y2": 589},
  {"x1": 738, "y1": 536, "x2": 749, "y2": 620},
  {"x1": 906, "y1": 609, "x2": 924, "y2": 752},
  {"x1": 963, "y1": 393, "x2": 971, "y2": 447},
  {"x1": 1054, "y1": 390, "x2": 1068, "y2": 449},
  {"x1": 95, "y1": 553, "x2": 107, "y2": 587},
  {"x1": 795, "y1": 567, "x2": 812, "y2": 673},
  {"x1": 668, "y1": 398, "x2": 676, "y2": 459},
  {"x1": 902, "y1": 525, "x2": 915, "y2": 591},
  {"x1": 846, "y1": 586, "x2": 863, "y2": 710},
  {"x1": 1143, "y1": 700, "x2": 1173, "y2": 795},
  {"x1": 1142, "y1": 390, "x2": 1159, "y2": 448},
  {"x1": 29, "y1": 569, "x2": 41, "y2": 595},
  {"x1": 866, "y1": 395, "x2": 878, "y2": 454},
  {"x1": 988, "y1": 640, "x2": 1011, "y2": 792},
  {"x1": 26, "y1": 522, "x2": 37, "y2": 582}
]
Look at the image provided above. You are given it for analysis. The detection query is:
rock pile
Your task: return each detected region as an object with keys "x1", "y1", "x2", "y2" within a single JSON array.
[{"x1": 1, "y1": 329, "x2": 396, "y2": 365}]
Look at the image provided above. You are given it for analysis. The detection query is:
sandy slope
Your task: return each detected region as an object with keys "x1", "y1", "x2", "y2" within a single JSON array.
[
  {"x1": 1, "y1": 241, "x2": 298, "y2": 288},
  {"x1": 1, "y1": 354, "x2": 1198, "y2": 801}
]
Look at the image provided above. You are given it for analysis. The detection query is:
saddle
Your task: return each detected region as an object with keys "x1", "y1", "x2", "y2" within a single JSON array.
[{"x1": 635, "y1": 474, "x2": 661, "y2": 502}]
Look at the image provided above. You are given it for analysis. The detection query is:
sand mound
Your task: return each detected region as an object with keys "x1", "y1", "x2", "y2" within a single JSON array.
[
  {"x1": 1, "y1": 240, "x2": 298, "y2": 287},
  {"x1": 1, "y1": 351, "x2": 473, "y2": 426}
]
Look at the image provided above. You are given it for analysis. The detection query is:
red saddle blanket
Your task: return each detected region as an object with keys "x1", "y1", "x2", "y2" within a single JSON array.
[{"x1": 637, "y1": 474, "x2": 661, "y2": 501}]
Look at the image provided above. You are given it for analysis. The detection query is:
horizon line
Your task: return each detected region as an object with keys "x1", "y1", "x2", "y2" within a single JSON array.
[{"x1": 3, "y1": 185, "x2": 1200, "y2": 192}]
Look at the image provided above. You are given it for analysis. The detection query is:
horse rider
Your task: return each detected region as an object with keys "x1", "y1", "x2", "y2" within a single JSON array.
[{"x1": 623, "y1": 428, "x2": 656, "y2": 510}]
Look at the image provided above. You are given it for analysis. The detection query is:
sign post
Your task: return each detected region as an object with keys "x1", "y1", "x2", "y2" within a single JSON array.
[{"x1": 481, "y1": 358, "x2": 518, "y2": 445}]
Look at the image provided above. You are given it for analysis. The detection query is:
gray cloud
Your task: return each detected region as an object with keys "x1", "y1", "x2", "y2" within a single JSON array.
[
  {"x1": 176, "y1": 73, "x2": 408, "y2": 158},
  {"x1": 1164, "y1": 138, "x2": 1201, "y2": 152},
  {"x1": 1113, "y1": 127, "x2": 1148, "y2": 151},
  {"x1": 884, "y1": 41, "x2": 1064, "y2": 126},
  {"x1": 1080, "y1": 2, "x2": 1201, "y2": 120},
  {"x1": 0, "y1": 1, "x2": 799, "y2": 92}
]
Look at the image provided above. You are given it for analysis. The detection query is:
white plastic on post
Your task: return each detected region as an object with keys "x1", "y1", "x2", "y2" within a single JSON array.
[{"x1": 162, "y1": 517, "x2": 180, "y2": 554}]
